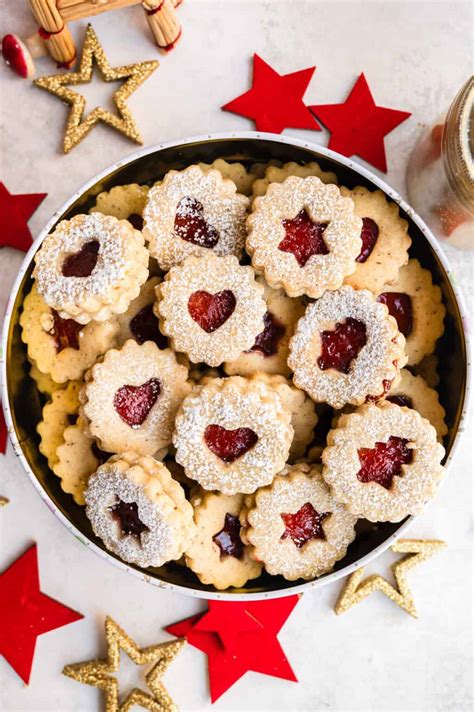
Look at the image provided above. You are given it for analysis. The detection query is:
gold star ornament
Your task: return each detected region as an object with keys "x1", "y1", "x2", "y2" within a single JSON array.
[
  {"x1": 63, "y1": 616, "x2": 185, "y2": 711},
  {"x1": 34, "y1": 25, "x2": 158, "y2": 153},
  {"x1": 335, "y1": 539, "x2": 446, "y2": 618}
]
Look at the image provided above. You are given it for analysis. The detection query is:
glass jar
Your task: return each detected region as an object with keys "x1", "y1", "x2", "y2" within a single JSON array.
[{"x1": 406, "y1": 76, "x2": 474, "y2": 250}]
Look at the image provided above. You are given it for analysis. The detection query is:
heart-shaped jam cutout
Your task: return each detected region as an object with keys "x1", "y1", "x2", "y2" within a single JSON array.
[
  {"x1": 386, "y1": 394, "x2": 413, "y2": 408},
  {"x1": 318, "y1": 318, "x2": 367, "y2": 374},
  {"x1": 204, "y1": 424, "x2": 258, "y2": 463},
  {"x1": 377, "y1": 292, "x2": 413, "y2": 337},
  {"x1": 130, "y1": 304, "x2": 168, "y2": 348},
  {"x1": 174, "y1": 196, "x2": 219, "y2": 248},
  {"x1": 249, "y1": 311, "x2": 286, "y2": 357},
  {"x1": 109, "y1": 498, "x2": 149, "y2": 538},
  {"x1": 357, "y1": 436, "x2": 413, "y2": 489},
  {"x1": 62, "y1": 240, "x2": 100, "y2": 277},
  {"x1": 113, "y1": 378, "x2": 161, "y2": 428},
  {"x1": 51, "y1": 310, "x2": 83, "y2": 352},
  {"x1": 188, "y1": 290, "x2": 236, "y2": 333},
  {"x1": 279, "y1": 209, "x2": 329, "y2": 267},
  {"x1": 212, "y1": 513, "x2": 244, "y2": 559},
  {"x1": 356, "y1": 217, "x2": 379, "y2": 263},
  {"x1": 128, "y1": 213, "x2": 144, "y2": 230},
  {"x1": 281, "y1": 502, "x2": 330, "y2": 549}
]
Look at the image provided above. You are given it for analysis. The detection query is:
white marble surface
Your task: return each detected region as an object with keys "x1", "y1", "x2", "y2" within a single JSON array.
[{"x1": 1, "y1": 1, "x2": 473, "y2": 710}]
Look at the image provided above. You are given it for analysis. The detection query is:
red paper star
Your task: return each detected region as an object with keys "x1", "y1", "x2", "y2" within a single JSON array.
[
  {"x1": 0, "y1": 405, "x2": 7, "y2": 454},
  {"x1": 0, "y1": 182, "x2": 47, "y2": 252},
  {"x1": 310, "y1": 73, "x2": 411, "y2": 172},
  {"x1": 166, "y1": 596, "x2": 299, "y2": 702},
  {"x1": 222, "y1": 54, "x2": 320, "y2": 134},
  {"x1": 0, "y1": 544, "x2": 83, "y2": 684}
]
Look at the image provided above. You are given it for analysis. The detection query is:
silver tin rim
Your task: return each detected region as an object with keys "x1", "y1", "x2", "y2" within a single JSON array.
[{"x1": 2, "y1": 131, "x2": 471, "y2": 600}]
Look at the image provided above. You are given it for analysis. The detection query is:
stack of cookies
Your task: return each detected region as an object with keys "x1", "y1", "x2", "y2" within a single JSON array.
[{"x1": 21, "y1": 159, "x2": 447, "y2": 590}]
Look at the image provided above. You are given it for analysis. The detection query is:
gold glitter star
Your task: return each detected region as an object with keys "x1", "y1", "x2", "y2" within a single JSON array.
[
  {"x1": 335, "y1": 539, "x2": 446, "y2": 618},
  {"x1": 34, "y1": 25, "x2": 158, "y2": 154},
  {"x1": 63, "y1": 616, "x2": 185, "y2": 711}
]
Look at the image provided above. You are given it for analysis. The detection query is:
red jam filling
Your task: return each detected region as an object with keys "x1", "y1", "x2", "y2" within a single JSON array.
[
  {"x1": 109, "y1": 499, "x2": 149, "y2": 538},
  {"x1": 113, "y1": 378, "x2": 161, "y2": 428},
  {"x1": 279, "y1": 209, "x2": 329, "y2": 267},
  {"x1": 281, "y1": 502, "x2": 329, "y2": 549},
  {"x1": 249, "y1": 311, "x2": 285, "y2": 357},
  {"x1": 188, "y1": 290, "x2": 236, "y2": 333},
  {"x1": 365, "y1": 378, "x2": 394, "y2": 403},
  {"x1": 204, "y1": 424, "x2": 258, "y2": 463},
  {"x1": 356, "y1": 217, "x2": 379, "y2": 263},
  {"x1": 212, "y1": 513, "x2": 244, "y2": 559},
  {"x1": 128, "y1": 213, "x2": 144, "y2": 230},
  {"x1": 357, "y1": 436, "x2": 413, "y2": 489},
  {"x1": 130, "y1": 304, "x2": 168, "y2": 348},
  {"x1": 62, "y1": 240, "x2": 100, "y2": 277},
  {"x1": 377, "y1": 292, "x2": 413, "y2": 337},
  {"x1": 386, "y1": 394, "x2": 413, "y2": 408},
  {"x1": 51, "y1": 310, "x2": 83, "y2": 352},
  {"x1": 318, "y1": 318, "x2": 367, "y2": 374},
  {"x1": 174, "y1": 196, "x2": 219, "y2": 248}
]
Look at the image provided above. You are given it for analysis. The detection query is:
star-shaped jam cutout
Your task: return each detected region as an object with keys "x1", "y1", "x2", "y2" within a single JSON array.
[
  {"x1": 63, "y1": 617, "x2": 185, "y2": 710},
  {"x1": 109, "y1": 499, "x2": 149, "y2": 539},
  {"x1": 357, "y1": 436, "x2": 413, "y2": 489},
  {"x1": 212, "y1": 513, "x2": 244, "y2": 559},
  {"x1": 279, "y1": 209, "x2": 329, "y2": 267},
  {"x1": 310, "y1": 73, "x2": 411, "y2": 172},
  {"x1": 0, "y1": 182, "x2": 46, "y2": 252},
  {"x1": 166, "y1": 597, "x2": 299, "y2": 702},
  {"x1": 222, "y1": 53, "x2": 320, "y2": 133},
  {"x1": 0, "y1": 544, "x2": 83, "y2": 684},
  {"x1": 281, "y1": 502, "x2": 330, "y2": 548},
  {"x1": 34, "y1": 24, "x2": 158, "y2": 153}
]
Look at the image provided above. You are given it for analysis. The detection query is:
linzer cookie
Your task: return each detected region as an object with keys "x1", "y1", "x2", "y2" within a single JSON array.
[
  {"x1": 143, "y1": 165, "x2": 249, "y2": 271},
  {"x1": 341, "y1": 187, "x2": 411, "y2": 293},
  {"x1": 246, "y1": 176, "x2": 362, "y2": 298},
  {"x1": 288, "y1": 286, "x2": 406, "y2": 409},
  {"x1": 224, "y1": 278, "x2": 305, "y2": 378},
  {"x1": 81, "y1": 340, "x2": 191, "y2": 455},
  {"x1": 377, "y1": 259, "x2": 445, "y2": 366},
  {"x1": 21, "y1": 283, "x2": 119, "y2": 383},
  {"x1": 116, "y1": 277, "x2": 167, "y2": 349},
  {"x1": 53, "y1": 416, "x2": 110, "y2": 505},
  {"x1": 384, "y1": 369, "x2": 447, "y2": 441},
  {"x1": 242, "y1": 463, "x2": 357, "y2": 581},
  {"x1": 84, "y1": 451, "x2": 196, "y2": 567},
  {"x1": 198, "y1": 159, "x2": 258, "y2": 196},
  {"x1": 185, "y1": 490, "x2": 262, "y2": 589},
  {"x1": 89, "y1": 183, "x2": 150, "y2": 230},
  {"x1": 156, "y1": 254, "x2": 267, "y2": 366},
  {"x1": 249, "y1": 373, "x2": 318, "y2": 461},
  {"x1": 322, "y1": 401, "x2": 445, "y2": 522},
  {"x1": 37, "y1": 381, "x2": 82, "y2": 469},
  {"x1": 29, "y1": 360, "x2": 63, "y2": 395},
  {"x1": 33, "y1": 213, "x2": 149, "y2": 324},
  {"x1": 173, "y1": 376, "x2": 293, "y2": 495},
  {"x1": 251, "y1": 161, "x2": 338, "y2": 199}
]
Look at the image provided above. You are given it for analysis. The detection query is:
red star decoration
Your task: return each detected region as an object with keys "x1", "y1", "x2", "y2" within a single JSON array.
[
  {"x1": 166, "y1": 596, "x2": 299, "y2": 702},
  {"x1": 0, "y1": 182, "x2": 47, "y2": 252},
  {"x1": 310, "y1": 73, "x2": 411, "y2": 172},
  {"x1": 222, "y1": 54, "x2": 320, "y2": 134},
  {"x1": 0, "y1": 544, "x2": 83, "y2": 684},
  {"x1": 0, "y1": 405, "x2": 7, "y2": 454}
]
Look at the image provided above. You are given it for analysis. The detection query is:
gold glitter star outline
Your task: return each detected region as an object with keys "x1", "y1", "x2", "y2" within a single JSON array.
[
  {"x1": 335, "y1": 539, "x2": 447, "y2": 619},
  {"x1": 63, "y1": 616, "x2": 185, "y2": 711},
  {"x1": 34, "y1": 24, "x2": 159, "y2": 153}
]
